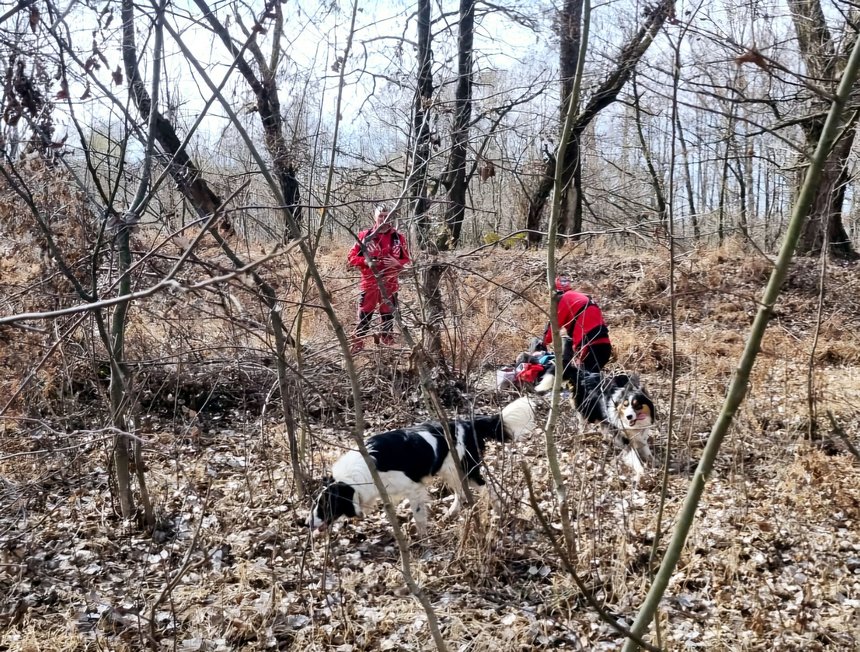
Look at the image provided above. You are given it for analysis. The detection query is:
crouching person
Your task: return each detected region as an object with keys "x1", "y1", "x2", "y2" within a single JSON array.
[{"x1": 543, "y1": 275, "x2": 612, "y2": 373}]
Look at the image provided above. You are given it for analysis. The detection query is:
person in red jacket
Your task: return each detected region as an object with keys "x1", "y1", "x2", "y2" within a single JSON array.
[
  {"x1": 542, "y1": 275, "x2": 611, "y2": 373},
  {"x1": 347, "y1": 205, "x2": 411, "y2": 353}
]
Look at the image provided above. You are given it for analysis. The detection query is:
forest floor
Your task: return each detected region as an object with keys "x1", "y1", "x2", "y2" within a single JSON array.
[{"x1": 1, "y1": 237, "x2": 859, "y2": 651}]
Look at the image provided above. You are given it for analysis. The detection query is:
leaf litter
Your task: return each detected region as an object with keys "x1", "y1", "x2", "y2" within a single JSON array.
[{"x1": 0, "y1": 243, "x2": 859, "y2": 651}]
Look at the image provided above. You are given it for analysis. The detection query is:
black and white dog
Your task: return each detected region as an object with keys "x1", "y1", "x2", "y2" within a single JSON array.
[
  {"x1": 535, "y1": 349, "x2": 656, "y2": 467},
  {"x1": 307, "y1": 396, "x2": 537, "y2": 536}
]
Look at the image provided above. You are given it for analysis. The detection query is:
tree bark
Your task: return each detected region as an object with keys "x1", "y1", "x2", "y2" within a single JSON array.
[
  {"x1": 557, "y1": 0, "x2": 584, "y2": 238},
  {"x1": 526, "y1": 161, "x2": 556, "y2": 246},
  {"x1": 675, "y1": 112, "x2": 699, "y2": 238},
  {"x1": 717, "y1": 132, "x2": 731, "y2": 246},
  {"x1": 787, "y1": 0, "x2": 859, "y2": 259},
  {"x1": 410, "y1": 0, "x2": 445, "y2": 360},
  {"x1": 110, "y1": 225, "x2": 134, "y2": 519},
  {"x1": 743, "y1": 142, "x2": 755, "y2": 238},
  {"x1": 411, "y1": 0, "x2": 434, "y2": 251},
  {"x1": 441, "y1": 0, "x2": 475, "y2": 247},
  {"x1": 632, "y1": 73, "x2": 667, "y2": 227},
  {"x1": 796, "y1": 122, "x2": 857, "y2": 258}
]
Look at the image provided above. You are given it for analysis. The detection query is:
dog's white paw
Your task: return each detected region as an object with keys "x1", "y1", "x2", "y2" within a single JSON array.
[
  {"x1": 620, "y1": 446, "x2": 647, "y2": 481},
  {"x1": 534, "y1": 373, "x2": 554, "y2": 393}
]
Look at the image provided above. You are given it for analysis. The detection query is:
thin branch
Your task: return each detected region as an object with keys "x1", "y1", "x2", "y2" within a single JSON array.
[
  {"x1": 0, "y1": 0, "x2": 38, "y2": 25},
  {"x1": 521, "y1": 464, "x2": 663, "y2": 652},
  {"x1": 0, "y1": 246, "x2": 294, "y2": 326},
  {"x1": 623, "y1": 20, "x2": 860, "y2": 651}
]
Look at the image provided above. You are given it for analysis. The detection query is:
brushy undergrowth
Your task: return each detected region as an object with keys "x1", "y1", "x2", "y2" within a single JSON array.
[{"x1": 1, "y1": 233, "x2": 858, "y2": 651}]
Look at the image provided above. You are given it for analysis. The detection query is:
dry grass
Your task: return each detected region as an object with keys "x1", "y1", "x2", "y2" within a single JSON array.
[{"x1": 1, "y1": 233, "x2": 859, "y2": 651}]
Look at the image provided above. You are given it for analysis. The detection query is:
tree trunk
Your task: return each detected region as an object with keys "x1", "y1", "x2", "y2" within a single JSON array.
[
  {"x1": 632, "y1": 73, "x2": 667, "y2": 227},
  {"x1": 110, "y1": 225, "x2": 134, "y2": 519},
  {"x1": 787, "y1": 0, "x2": 859, "y2": 259},
  {"x1": 796, "y1": 125, "x2": 858, "y2": 258},
  {"x1": 718, "y1": 136, "x2": 730, "y2": 246},
  {"x1": 734, "y1": 155, "x2": 749, "y2": 240},
  {"x1": 441, "y1": 0, "x2": 475, "y2": 247},
  {"x1": 675, "y1": 112, "x2": 699, "y2": 238},
  {"x1": 526, "y1": 163, "x2": 556, "y2": 246},
  {"x1": 744, "y1": 142, "x2": 755, "y2": 238},
  {"x1": 557, "y1": 0, "x2": 584, "y2": 239},
  {"x1": 411, "y1": 0, "x2": 433, "y2": 250},
  {"x1": 410, "y1": 0, "x2": 445, "y2": 360},
  {"x1": 421, "y1": 262, "x2": 446, "y2": 363},
  {"x1": 559, "y1": 152, "x2": 583, "y2": 237}
]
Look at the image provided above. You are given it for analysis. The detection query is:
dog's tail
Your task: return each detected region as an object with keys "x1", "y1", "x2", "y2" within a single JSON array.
[
  {"x1": 501, "y1": 396, "x2": 538, "y2": 440},
  {"x1": 534, "y1": 370, "x2": 556, "y2": 393}
]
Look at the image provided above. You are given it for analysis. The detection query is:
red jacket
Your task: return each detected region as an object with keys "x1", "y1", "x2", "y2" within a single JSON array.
[
  {"x1": 347, "y1": 228, "x2": 410, "y2": 287},
  {"x1": 543, "y1": 291, "x2": 610, "y2": 350}
]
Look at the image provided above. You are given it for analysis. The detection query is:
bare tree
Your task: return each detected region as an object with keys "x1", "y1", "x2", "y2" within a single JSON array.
[
  {"x1": 440, "y1": 0, "x2": 476, "y2": 248},
  {"x1": 556, "y1": 0, "x2": 585, "y2": 237},
  {"x1": 409, "y1": 0, "x2": 448, "y2": 360},
  {"x1": 117, "y1": 0, "x2": 307, "y2": 494},
  {"x1": 786, "y1": 0, "x2": 859, "y2": 259},
  {"x1": 631, "y1": 71, "x2": 668, "y2": 227},
  {"x1": 411, "y1": 0, "x2": 435, "y2": 251},
  {"x1": 526, "y1": 0, "x2": 677, "y2": 246}
]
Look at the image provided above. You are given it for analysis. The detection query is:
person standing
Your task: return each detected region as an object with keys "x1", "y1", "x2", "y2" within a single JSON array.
[{"x1": 346, "y1": 205, "x2": 410, "y2": 353}]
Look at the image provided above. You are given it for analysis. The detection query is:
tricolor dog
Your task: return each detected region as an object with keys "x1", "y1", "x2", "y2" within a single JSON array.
[
  {"x1": 307, "y1": 397, "x2": 538, "y2": 537},
  {"x1": 536, "y1": 361, "x2": 656, "y2": 466}
]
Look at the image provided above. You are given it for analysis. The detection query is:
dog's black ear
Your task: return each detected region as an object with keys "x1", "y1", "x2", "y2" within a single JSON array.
[
  {"x1": 322, "y1": 475, "x2": 335, "y2": 486},
  {"x1": 612, "y1": 373, "x2": 631, "y2": 388},
  {"x1": 645, "y1": 395, "x2": 656, "y2": 421}
]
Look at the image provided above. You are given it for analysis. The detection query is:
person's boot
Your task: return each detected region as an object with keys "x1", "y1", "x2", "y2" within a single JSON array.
[
  {"x1": 354, "y1": 311, "x2": 374, "y2": 350},
  {"x1": 379, "y1": 312, "x2": 396, "y2": 345}
]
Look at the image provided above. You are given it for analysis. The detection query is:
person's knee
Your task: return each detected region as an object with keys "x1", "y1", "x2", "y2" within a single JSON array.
[{"x1": 359, "y1": 293, "x2": 379, "y2": 313}]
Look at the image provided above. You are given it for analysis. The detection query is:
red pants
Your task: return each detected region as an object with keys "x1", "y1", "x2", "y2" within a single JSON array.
[{"x1": 355, "y1": 279, "x2": 398, "y2": 336}]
